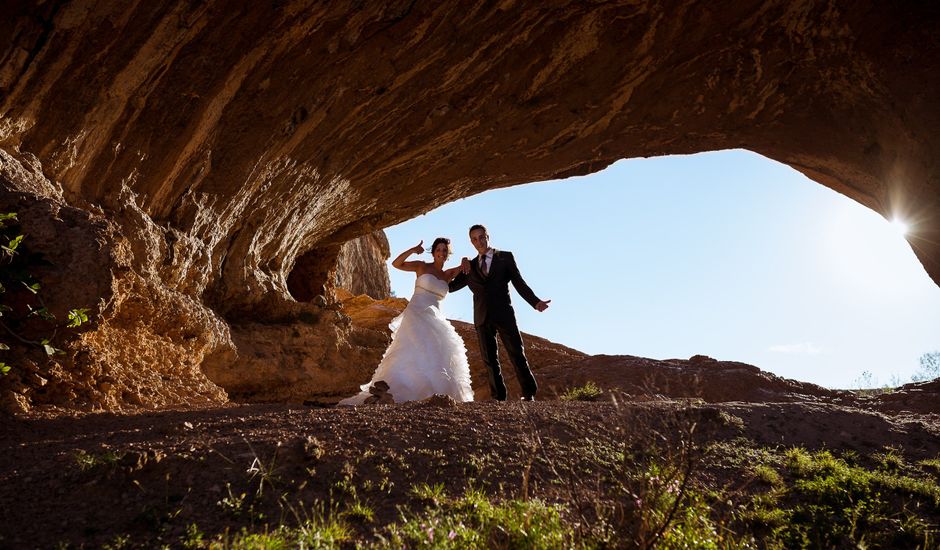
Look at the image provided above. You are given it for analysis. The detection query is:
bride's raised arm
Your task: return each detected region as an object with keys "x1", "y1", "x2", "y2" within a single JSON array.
[{"x1": 391, "y1": 241, "x2": 427, "y2": 273}]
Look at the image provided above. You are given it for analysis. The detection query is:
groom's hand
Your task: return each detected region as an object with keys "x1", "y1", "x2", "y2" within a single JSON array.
[
  {"x1": 536, "y1": 300, "x2": 551, "y2": 312},
  {"x1": 460, "y1": 257, "x2": 471, "y2": 274}
]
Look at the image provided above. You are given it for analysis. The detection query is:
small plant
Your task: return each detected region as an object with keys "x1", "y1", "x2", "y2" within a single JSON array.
[
  {"x1": 560, "y1": 381, "x2": 604, "y2": 401},
  {"x1": 752, "y1": 463, "x2": 783, "y2": 487},
  {"x1": 854, "y1": 370, "x2": 876, "y2": 389},
  {"x1": 717, "y1": 410, "x2": 745, "y2": 430},
  {"x1": 67, "y1": 308, "x2": 90, "y2": 328},
  {"x1": 409, "y1": 482, "x2": 447, "y2": 506},
  {"x1": 912, "y1": 351, "x2": 940, "y2": 382},
  {"x1": 217, "y1": 483, "x2": 247, "y2": 518},
  {"x1": 875, "y1": 447, "x2": 906, "y2": 472},
  {"x1": 180, "y1": 523, "x2": 204, "y2": 549},
  {"x1": 245, "y1": 441, "x2": 280, "y2": 497},
  {"x1": 918, "y1": 458, "x2": 940, "y2": 475},
  {"x1": 74, "y1": 449, "x2": 123, "y2": 471},
  {"x1": 101, "y1": 534, "x2": 132, "y2": 550},
  {"x1": 343, "y1": 500, "x2": 375, "y2": 523}
]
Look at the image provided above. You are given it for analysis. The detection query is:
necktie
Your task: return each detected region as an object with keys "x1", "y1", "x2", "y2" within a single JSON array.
[{"x1": 480, "y1": 255, "x2": 488, "y2": 276}]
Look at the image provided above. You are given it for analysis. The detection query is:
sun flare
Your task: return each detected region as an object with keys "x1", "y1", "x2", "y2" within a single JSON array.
[{"x1": 890, "y1": 218, "x2": 910, "y2": 236}]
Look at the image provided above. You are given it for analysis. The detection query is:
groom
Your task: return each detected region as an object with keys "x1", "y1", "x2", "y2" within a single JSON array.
[{"x1": 449, "y1": 224, "x2": 550, "y2": 401}]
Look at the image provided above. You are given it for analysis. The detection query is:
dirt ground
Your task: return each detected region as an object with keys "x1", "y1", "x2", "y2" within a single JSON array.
[{"x1": 2, "y1": 397, "x2": 938, "y2": 548}]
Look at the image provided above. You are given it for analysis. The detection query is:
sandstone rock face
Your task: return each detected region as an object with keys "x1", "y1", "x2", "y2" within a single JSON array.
[
  {"x1": 333, "y1": 230, "x2": 391, "y2": 300},
  {"x1": 0, "y1": 150, "x2": 228, "y2": 413},
  {"x1": 1, "y1": 1, "x2": 938, "y2": 411},
  {"x1": 201, "y1": 299, "x2": 389, "y2": 404}
]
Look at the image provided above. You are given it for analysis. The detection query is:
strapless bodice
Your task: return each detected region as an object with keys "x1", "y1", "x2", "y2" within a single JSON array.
[{"x1": 414, "y1": 273, "x2": 449, "y2": 299}]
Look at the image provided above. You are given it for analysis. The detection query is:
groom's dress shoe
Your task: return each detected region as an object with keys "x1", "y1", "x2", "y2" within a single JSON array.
[{"x1": 521, "y1": 395, "x2": 535, "y2": 402}]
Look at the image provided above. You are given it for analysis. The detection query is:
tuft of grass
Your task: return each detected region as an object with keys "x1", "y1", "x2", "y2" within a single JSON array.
[
  {"x1": 409, "y1": 482, "x2": 447, "y2": 507},
  {"x1": 752, "y1": 464, "x2": 783, "y2": 487},
  {"x1": 717, "y1": 411, "x2": 745, "y2": 430},
  {"x1": 918, "y1": 458, "x2": 940, "y2": 475},
  {"x1": 181, "y1": 524, "x2": 204, "y2": 549},
  {"x1": 217, "y1": 483, "x2": 248, "y2": 518},
  {"x1": 343, "y1": 500, "x2": 375, "y2": 523},
  {"x1": 74, "y1": 449, "x2": 123, "y2": 471},
  {"x1": 875, "y1": 447, "x2": 906, "y2": 473},
  {"x1": 560, "y1": 381, "x2": 603, "y2": 402}
]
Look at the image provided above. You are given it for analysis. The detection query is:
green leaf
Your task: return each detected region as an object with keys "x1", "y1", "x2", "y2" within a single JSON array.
[
  {"x1": 0, "y1": 362, "x2": 10, "y2": 376},
  {"x1": 0, "y1": 212, "x2": 16, "y2": 230},
  {"x1": 0, "y1": 342, "x2": 9, "y2": 350},
  {"x1": 5, "y1": 234, "x2": 23, "y2": 252},
  {"x1": 21, "y1": 281, "x2": 40, "y2": 294},
  {"x1": 28, "y1": 306, "x2": 54, "y2": 320},
  {"x1": 38, "y1": 338, "x2": 63, "y2": 356},
  {"x1": 67, "y1": 308, "x2": 90, "y2": 327}
]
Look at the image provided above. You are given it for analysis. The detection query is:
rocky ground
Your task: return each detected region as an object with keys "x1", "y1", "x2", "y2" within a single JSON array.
[
  {"x1": 2, "y1": 291, "x2": 938, "y2": 547},
  {"x1": 2, "y1": 387, "x2": 939, "y2": 547}
]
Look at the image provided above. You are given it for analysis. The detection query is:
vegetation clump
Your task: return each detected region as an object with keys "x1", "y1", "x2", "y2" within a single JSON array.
[
  {"x1": 0, "y1": 211, "x2": 91, "y2": 376},
  {"x1": 560, "y1": 381, "x2": 604, "y2": 402},
  {"x1": 737, "y1": 447, "x2": 940, "y2": 548}
]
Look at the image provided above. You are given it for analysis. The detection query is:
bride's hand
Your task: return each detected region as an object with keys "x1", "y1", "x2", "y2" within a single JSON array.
[{"x1": 412, "y1": 240, "x2": 424, "y2": 254}]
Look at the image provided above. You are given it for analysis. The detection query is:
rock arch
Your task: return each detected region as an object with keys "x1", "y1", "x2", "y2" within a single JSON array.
[{"x1": 1, "y1": 1, "x2": 937, "y2": 411}]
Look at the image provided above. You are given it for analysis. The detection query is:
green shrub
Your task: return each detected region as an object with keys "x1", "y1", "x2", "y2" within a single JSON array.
[
  {"x1": 560, "y1": 381, "x2": 603, "y2": 402},
  {"x1": 382, "y1": 488, "x2": 570, "y2": 549}
]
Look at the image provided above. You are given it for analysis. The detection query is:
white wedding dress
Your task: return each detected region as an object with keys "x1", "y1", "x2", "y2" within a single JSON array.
[{"x1": 339, "y1": 273, "x2": 474, "y2": 405}]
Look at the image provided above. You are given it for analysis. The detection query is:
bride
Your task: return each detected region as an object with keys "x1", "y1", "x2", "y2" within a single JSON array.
[{"x1": 339, "y1": 237, "x2": 474, "y2": 405}]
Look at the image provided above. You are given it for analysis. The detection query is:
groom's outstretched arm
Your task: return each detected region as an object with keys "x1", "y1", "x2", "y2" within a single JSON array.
[
  {"x1": 506, "y1": 253, "x2": 541, "y2": 308},
  {"x1": 449, "y1": 271, "x2": 468, "y2": 293}
]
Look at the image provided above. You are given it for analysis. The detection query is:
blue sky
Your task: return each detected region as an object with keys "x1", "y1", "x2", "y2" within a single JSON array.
[{"x1": 384, "y1": 150, "x2": 940, "y2": 389}]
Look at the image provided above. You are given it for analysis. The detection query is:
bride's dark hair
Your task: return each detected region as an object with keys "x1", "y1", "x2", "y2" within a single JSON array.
[{"x1": 431, "y1": 237, "x2": 452, "y2": 257}]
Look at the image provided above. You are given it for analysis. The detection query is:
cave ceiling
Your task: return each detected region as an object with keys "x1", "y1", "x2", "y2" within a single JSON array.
[{"x1": 1, "y1": 0, "x2": 938, "y2": 295}]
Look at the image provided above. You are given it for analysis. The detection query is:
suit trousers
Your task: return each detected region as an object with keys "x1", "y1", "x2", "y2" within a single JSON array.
[{"x1": 475, "y1": 317, "x2": 538, "y2": 400}]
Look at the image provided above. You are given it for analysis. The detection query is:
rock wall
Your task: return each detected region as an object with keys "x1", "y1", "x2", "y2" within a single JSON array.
[
  {"x1": 334, "y1": 230, "x2": 391, "y2": 300},
  {"x1": 0, "y1": 149, "x2": 228, "y2": 412},
  {"x1": 1, "y1": 1, "x2": 938, "y2": 411}
]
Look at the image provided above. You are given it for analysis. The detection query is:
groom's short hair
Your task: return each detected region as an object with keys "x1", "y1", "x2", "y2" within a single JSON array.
[{"x1": 469, "y1": 224, "x2": 487, "y2": 235}]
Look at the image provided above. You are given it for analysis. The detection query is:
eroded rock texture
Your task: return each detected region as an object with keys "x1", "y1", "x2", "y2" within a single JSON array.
[
  {"x1": 334, "y1": 231, "x2": 391, "y2": 300},
  {"x1": 1, "y1": 1, "x2": 938, "y2": 411}
]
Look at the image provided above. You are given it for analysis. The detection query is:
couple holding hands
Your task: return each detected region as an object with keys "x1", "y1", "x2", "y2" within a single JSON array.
[{"x1": 340, "y1": 224, "x2": 550, "y2": 405}]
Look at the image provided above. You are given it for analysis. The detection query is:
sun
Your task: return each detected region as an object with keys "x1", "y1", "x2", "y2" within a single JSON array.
[{"x1": 890, "y1": 218, "x2": 910, "y2": 237}]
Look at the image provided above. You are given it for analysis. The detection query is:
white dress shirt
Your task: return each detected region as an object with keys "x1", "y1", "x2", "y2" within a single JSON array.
[{"x1": 479, "y1": 248, "x2": 494, "y2": 273}]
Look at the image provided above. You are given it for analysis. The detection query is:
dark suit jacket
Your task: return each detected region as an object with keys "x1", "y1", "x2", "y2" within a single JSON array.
[{"x1": 448, "y1": 250, "x2": 541, "y2": 327}]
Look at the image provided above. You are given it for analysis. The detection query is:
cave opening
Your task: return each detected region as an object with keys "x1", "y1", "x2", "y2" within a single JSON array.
[
  {"x1": 286, "y1": 230, "x2": 392, "y2": 304},
  {"x1": 378, "y1": 149, "x2": 940, "y2": 390},
  {"x1": 286, "y1": 244, "x2": 341, "y2": 303}
]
